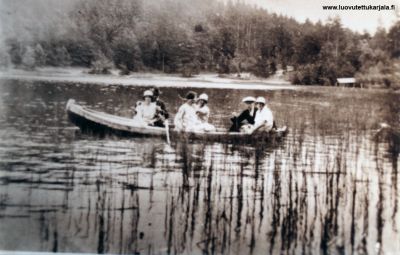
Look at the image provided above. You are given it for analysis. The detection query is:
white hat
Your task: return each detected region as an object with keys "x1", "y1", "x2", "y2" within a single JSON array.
[
  {"x1": 198, "y1": 93, "x2": 208, "y2": 102},
  {"x1": 143, "y1": 90, "x2": 153, "y2": 97},
  {"x1": 242, "y1": 96, "x2": 256, "y2": 103},
  {"x1": 256, "y1": 96, "x2": 266, "y2": 104}
]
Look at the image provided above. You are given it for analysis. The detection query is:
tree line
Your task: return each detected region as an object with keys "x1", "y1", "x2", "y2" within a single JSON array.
[{"x1": 1, "y1": 0, "x2": 399, "y2": 86}]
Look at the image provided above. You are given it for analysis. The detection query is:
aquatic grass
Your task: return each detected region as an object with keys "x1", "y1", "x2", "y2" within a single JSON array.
[
  {"x1": 0, "y1": 81, "x2": 399, "y2": 254},
  {"x1": 271, "y1": 87, "x2": 399, "y2": 137}
]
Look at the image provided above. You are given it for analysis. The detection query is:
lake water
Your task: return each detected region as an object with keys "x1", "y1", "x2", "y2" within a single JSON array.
[{"x1": 0, "y1": 79, "x2": 399, "y2": 254}]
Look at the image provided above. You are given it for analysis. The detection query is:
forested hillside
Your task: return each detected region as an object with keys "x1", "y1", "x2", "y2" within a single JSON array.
[{"x1": 1, "y1": 0, "x2": 399, "y2": 86}]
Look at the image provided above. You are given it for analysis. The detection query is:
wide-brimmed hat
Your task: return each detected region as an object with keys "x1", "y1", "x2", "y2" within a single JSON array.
[
  {"x1": 143, "y1": 90, "x2": 153, "y2": 98},
  {"x1": 242, "y1": 96, "x2": 256, "y2": 103},
  {"x1": 256, "y1": 96, "x2": 266, "y2": 104},
  {"x1": 198, "y1": 93, "x2": 208, "y2": 102},
  {"x1": 185, "y1": 91, "x2": 197, "y2": 100}
]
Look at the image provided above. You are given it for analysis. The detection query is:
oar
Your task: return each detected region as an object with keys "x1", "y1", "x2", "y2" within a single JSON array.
[{"x1": 165, "y1": 119, "x2": 171, "y2": 145}]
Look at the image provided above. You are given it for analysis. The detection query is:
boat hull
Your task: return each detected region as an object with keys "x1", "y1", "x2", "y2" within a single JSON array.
[{"x1": 66, "y1": 99, "x2": 288, "y2": 144}]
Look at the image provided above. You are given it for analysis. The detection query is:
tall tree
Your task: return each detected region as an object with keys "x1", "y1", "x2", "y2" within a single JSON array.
[{"x1": 387, "y1": 21, "x2": 400, "y2": 58}]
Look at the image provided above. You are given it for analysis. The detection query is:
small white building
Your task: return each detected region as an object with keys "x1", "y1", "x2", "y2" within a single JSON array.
[{"x1": 336, "y1": 77, "x2": 360, "y2": 88}]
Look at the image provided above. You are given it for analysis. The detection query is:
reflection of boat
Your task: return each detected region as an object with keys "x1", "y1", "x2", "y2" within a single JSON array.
[{"x1": 66, "y1": 99, "x2": 288, "y2": 143}]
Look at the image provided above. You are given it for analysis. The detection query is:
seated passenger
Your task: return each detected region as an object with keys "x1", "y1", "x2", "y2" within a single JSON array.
[
  {"x1": 151, "y1": 87, "x2": 169, "y2": 127},
  {"x1": 195, "y1": 93, "x2": 216, "y2": 132},
  {"x1": 174, "y1": 91, "x2": 199, "y2": 132},
  {"x1": 132, "y1": 90, "x2": 157, "y2": 126},
  {"x1": 248, "y1": 96, "x2": 274, "y2": 134},
  {"x1": 229, "y1": 96, "x2": 257, "y2": 132}
]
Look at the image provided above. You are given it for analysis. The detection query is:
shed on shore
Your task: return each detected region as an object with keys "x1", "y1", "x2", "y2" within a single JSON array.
[{"x1": 336, "y1": 77, "x2": 361, "y2": 87}]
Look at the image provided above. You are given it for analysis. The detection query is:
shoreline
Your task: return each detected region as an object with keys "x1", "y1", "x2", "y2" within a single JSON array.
[{"x1": 0, "y1": 68, "x2": 295, "y2": 90}]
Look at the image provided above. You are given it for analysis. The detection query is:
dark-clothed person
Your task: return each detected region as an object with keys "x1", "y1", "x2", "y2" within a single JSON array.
[
  {"x1": 229, "y1": 96, "x2": 258, "y2": 132},
  {"x1": 151, "y1": 87, "x2": 169, "y2": 127}
]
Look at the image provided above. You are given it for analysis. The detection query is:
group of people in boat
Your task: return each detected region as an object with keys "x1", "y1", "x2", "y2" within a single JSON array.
[
  {"x1": 132, "y1": 88, "x2": 274, "y2": 134},
  {"x1": 173, "y1": 91, "x2": 216, "y2": 132},
  {"x1": 229, "y1": 96, "x2": 275, "y2": 134}
]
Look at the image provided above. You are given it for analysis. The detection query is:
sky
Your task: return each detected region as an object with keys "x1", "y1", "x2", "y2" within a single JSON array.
[{"x1": 244, "y1": 0, "x2": 399, "y2": 33}]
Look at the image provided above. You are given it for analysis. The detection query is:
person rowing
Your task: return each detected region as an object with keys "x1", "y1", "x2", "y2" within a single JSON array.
[
  {"x1": 151, "y1": 87, "x2": 169, "y2": 127},
  {"x1": 248, "y1": 96, "x2": 274, "y2": 134},
  {"x1": 174, "y1": 91, "x2": 199, "y2": 132},
  {"x1": 132, "y1": 90, "x2": 158, "y2": 126},
  {"x1": 229, "y1": 96, "x2": 257, "y2": 132},
  {"x1": 195, "y1": 93, "x2": 216, "y2": 132}
]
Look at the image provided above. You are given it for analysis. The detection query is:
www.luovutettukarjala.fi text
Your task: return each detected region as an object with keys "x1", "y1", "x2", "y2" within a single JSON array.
[{"x1": 323, "y1": 5, "x2": 395, "y2": 11}]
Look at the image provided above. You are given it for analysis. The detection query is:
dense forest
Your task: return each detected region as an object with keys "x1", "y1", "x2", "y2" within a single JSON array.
[{"x1": 1, "y1": 0, "x2": 399, "y2": 86}]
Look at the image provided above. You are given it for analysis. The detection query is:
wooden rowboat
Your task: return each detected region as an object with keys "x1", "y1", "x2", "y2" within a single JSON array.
[{"x1": 66, "y1": 99, "x2": 288, "y2": 144}]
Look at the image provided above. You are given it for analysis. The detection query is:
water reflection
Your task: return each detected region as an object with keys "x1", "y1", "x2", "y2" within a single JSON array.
[{"x1": 0, "y1": 80, "x2": 399, "y2": 254}]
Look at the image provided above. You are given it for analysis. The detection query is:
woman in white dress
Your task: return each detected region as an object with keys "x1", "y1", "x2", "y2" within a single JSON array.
[
  {"x1": 194, "y1": 93, "x2": 216, "y2": 132},
  {"x1": 174, "y1": 91, "x2": 200, "y2": 132},
  {"x1": 132, "y1": 90, "x2": 157, "y2": 126},
  {"x1": 248, "y1": 96, "x2": 274, "y2": 134}
]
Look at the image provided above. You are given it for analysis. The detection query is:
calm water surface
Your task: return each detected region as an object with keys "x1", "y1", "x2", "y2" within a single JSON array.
[{"x1": 0, "y1": 80, "x2": 399, "y2": 254}]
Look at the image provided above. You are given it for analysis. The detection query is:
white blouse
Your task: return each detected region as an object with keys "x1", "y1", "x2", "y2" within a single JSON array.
[
  {"x1": 174, "y1": 103, "x2": 199, "y2": 131},
  {"x1": 133, "y1": 102, "x2": 157, "y2": 125}
]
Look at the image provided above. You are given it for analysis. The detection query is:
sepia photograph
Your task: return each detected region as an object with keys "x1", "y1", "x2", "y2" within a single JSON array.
[{"x1": 0, "y1": 0, "x2": 399, "y2": 254}]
